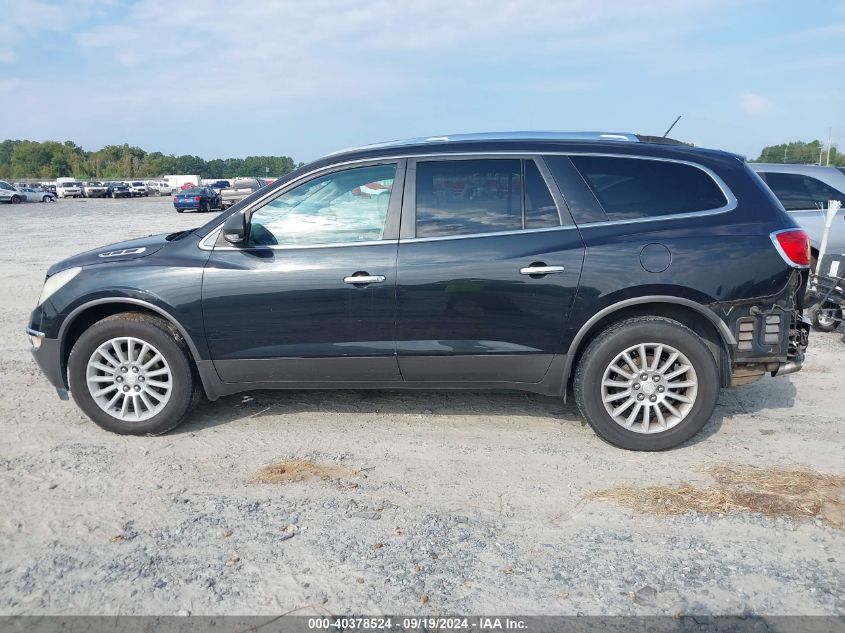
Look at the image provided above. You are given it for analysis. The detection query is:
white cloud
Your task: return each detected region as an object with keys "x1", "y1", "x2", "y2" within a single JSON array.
[{"x1": 738, "y1": 91, "x2": 773, "y2": 117}]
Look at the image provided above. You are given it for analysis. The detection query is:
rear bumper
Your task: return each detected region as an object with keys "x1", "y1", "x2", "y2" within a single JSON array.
[{"x1": 26, "y1": 328, "x2": 68, "y2": 399}]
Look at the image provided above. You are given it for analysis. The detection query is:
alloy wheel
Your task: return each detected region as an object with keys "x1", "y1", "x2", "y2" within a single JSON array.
[
  {"x1": 85, "y1": 336, "x2": 173, "y2": 421},
  {"x1": 601, "y1": 342, "x2": 698, "y2": 434}
]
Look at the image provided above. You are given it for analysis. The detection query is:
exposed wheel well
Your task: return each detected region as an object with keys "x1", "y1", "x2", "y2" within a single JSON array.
[
  {"x1": 566, "y1": 302, "x2": 731, "y2": 393},
  {"x1": 61, "y1": 303, "x2": 196, "y2": 387}
]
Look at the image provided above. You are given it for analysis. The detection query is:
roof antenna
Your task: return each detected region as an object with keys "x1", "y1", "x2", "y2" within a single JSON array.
[{"x1": 663, "y1": 115, "x2": 682, "y2": 138}]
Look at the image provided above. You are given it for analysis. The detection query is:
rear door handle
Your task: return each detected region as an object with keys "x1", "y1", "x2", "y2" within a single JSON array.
[
  {"x1": 343, "y1": 273, "x2": 386, "y2": 285},
  {"x1": 519, "y1": 265, "x2": 565, "y2": 276}
]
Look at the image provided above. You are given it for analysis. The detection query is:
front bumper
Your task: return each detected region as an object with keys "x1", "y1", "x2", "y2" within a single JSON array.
[{"x1": 26, "y1": 328, "x2": 68, "y2": 399}]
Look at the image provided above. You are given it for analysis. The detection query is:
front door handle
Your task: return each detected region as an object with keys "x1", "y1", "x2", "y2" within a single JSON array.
[
  {"x1": 343, "y1": 273, "x2": 386, "y2": 285},
  {"x1": 519, "y1": 264, "x2": 565, "y2": 276}
]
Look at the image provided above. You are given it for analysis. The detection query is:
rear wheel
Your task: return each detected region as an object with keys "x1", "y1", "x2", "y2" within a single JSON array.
[
  {"x1": 811, "y1": 300, "x2": 842, "y2": 332},
  {"x1": 67, "y1": 313, "x2": 197, "y2": 435},
  {"x1": 574, "y1": 316, "x2": 719, "y2": 451}
]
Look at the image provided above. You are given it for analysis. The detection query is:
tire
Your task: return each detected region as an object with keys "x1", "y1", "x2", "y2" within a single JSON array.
[
  {"x1": 67, "y1": 312, "x2": 197, "y2": 435},
  {"x1": 811, "y1": 300, "x2": 842, "y2": 332},
  {"x1": 176, "y1": 208, "x2": 184, "y2": 213},
  {"x1": 10, "y1": 195, "x2": 21, "y2": 204},
  {"x1": 574, "y1": 316, "x2": 720, "y2": 451}
]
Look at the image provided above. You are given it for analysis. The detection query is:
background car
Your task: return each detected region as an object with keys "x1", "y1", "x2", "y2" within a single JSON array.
[
  {"x1": 0, "y1": 180, "x2": 22, "y2": 203},
  {"x1": 56, "y1": 181, "x2": 84, "y2": 198},
  {"x1": 82, "y1": 181, "x2": 109, "y2": 198},
  {"x1": 220, "y1": 177, "x2": 265, "y2": 208},
  {"x1": 751, "y1": 163, "x2": 845, "y2": 271},
  {"x1": 127, "y1": 181, "x2": 149, "y2": 197},
  {"x1": 145, "y1": 181, "x2": 174, "y2": 196},
  {"x1": 172, "y1": 186, "x2": 221, "y2": 213},
  {"x1": 17, "y1": 186, "x2": 56, "y2": 202},
  {"x1": 105, "y1": 182, "x2": 131, "y2": 198},
  {"x1": 208, "y1": 180, "x2": 231, "y2": 190}
]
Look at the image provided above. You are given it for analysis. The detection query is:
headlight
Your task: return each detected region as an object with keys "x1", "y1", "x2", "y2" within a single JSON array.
[{"x1": 37, "y1": 267, "x2": 82, "y2": 307}]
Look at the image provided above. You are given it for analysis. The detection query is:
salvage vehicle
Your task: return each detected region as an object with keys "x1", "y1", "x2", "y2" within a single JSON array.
[
  {"x1": 17, "y1": 186, "x2": 56, "y2": 202},
  {"x1": 27, "y1": 131, "x2": 811, "y2": 450},
  {"x1": 0, "y1": 180, "x2": 21, "y2": 203},
  {"x1": 83, "y1": 181, "x2": 109, "y2": 198},
  {"x1": 56, "y1": 179, "x2": 84, "y2": 198},
  {"x1": 751, "y1": 164, "x2": 845, "y2": 271},
  {"x1": 172, "y1": 186, "x2": 221, "y2": 213},
  {"x1": 220, "y1": 177, "x2": 266, "y2": 208},
  {"x1": 127, "y1": 181, "x2": 149, "y2": 197},
  {"x1": 106, "y1": 182, "x2": 131, "y2": 198}
]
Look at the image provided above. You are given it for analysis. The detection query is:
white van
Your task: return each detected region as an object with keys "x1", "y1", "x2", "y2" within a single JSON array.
[{"x1": 56, "y1": 178, "x2": 84, "y2": 198}]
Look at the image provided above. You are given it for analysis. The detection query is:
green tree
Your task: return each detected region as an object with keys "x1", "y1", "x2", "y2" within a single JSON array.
[{"x1": 753, "y1": 140, "x2": 844, "y2": 166}]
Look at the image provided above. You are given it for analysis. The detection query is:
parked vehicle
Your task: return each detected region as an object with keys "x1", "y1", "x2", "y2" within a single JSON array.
[
  {"x1": 56, "y1": 179, "x2": 84, "y2": 198},
  {"x1": 172, "y1": 186, "x2": 221, "y2": 213},
  {"x1": 0, "y1": 180, "x2": 22, "y2": 203},
  {"x1": 17, "y1": 186, "x2": 57, "y2": 202},
  {"x1": 27, "y1": 131, "x2": 811, "y2": 450},
  {"x1": 106, "y1": 182, "x2": 131, "y2": 198},
  {"x1": 127, "y1": 181, "x2": 149, "y2": 197},
  {"x1": 156, "y1": 181, "x2": 173, "y2": 196},
  {"x1": 220, "y1": 177, "x2": 265, "y2": 208},
  {"x1": 83, "y1": 181, "x2": 109, "y2": 198},
  {"x1": 164, "y1": 175, "x2": 201, "y2": 192},
  {"x1": 751, "y1": 164, "x2": 845, "y2": 272},
  {"x1": 208, "y1": 180, "x2": 231, "y2": 190},
  {"x1": 179, "y1": 183, "x2": 197, "y2": 191}
]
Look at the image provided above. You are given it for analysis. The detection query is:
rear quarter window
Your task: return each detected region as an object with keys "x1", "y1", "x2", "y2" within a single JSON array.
[{"x1": 570, "y1": 155, "x2": 728, "y2": 221}]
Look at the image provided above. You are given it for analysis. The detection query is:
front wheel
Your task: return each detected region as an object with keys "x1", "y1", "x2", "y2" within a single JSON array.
[
  {"x1": 67, "y1": 313, "x2": 197, "y2": 435},
  {"x1": 10, "y1": 195, "x2": 21, "y2": 204},
  {"x1": 574, "y1": 316, "x2": 719, "y2": 451}
]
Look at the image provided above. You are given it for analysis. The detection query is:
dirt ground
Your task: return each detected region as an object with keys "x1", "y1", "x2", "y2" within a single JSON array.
[{"x1": 1, "y1": 197, "x2": 843, "y2": 616}]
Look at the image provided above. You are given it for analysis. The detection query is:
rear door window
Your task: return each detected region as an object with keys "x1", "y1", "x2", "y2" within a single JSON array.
[
  {"x1": 759, "y1": 172, "x2": 817, "y2": 210},
  {"x1": 414, "y1": 158, "x2": 560, "y2": 237},
  {"x1": 570, "y1": 155, "x2": 728, "y2": 220}
]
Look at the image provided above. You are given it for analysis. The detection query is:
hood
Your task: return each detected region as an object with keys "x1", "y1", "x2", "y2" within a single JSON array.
[{"x1": 46, "y1": 232, "x2": 174, "y2": 276}]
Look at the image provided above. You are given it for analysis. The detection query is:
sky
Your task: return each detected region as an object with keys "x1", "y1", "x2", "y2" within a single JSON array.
[{"x1": 0, "y1": 0, "x2": 843, "y2": 163}]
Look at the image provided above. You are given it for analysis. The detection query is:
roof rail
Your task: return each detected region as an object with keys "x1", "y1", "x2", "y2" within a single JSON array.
[{"x1": 328, "y1": 131, "x2": 640, "y2": 155}]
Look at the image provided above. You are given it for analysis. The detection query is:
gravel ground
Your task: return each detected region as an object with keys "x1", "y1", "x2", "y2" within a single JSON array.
[{"x1": 0, "y1": 196, "x2": 843, "y2": 616}]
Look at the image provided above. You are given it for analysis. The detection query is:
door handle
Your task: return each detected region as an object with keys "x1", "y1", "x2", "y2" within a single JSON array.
[
  {"x1": 343, "y1": 273, "x2": 386, "y2": 285},
  {"x1": 519, "y1": 265, "x2": 565, "y2": 276}
]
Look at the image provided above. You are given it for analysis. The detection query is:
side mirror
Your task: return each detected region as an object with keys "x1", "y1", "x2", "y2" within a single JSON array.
[{"x1": 222, "y1": 211, "x2": 248, "y2": 245}]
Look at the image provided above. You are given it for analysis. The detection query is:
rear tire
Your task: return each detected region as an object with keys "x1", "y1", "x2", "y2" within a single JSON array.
[
  {"x1": 574, "y1": 316, "x2": 720, "y2": 451},
  {"x1": 811, "y1": 300, "x2": 842, "y2": 332},
  {"x1": 67, "y1": 313, "x2": 197, "y2": 435}
]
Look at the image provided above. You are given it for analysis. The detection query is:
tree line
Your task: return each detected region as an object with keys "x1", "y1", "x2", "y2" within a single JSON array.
[
  {"x1": 2, "y1": 137, "x2": 842, "y2": 182},
  {"x1": 752, "y1": 139, "x2": 844, "y2": 166},
  {"x1": 0, "y1": 139, "x2": 301, "y2": 181}
]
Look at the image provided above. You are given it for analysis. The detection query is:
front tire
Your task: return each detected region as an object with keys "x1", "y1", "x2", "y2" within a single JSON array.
[
  {"x1": 67, "y1": 313, "x2": 197, "y2": 435},
  {"x1": 574, "y1": 316, "x2": 719, "y2": 451},
  {"x1": 10, "y1": 195, "x2": 21, "y2": 204}
]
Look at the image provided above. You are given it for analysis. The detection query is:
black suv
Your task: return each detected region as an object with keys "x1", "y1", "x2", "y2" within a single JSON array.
[{"x1": 27, "y1": 132, "x2": 811, "y2": 450}]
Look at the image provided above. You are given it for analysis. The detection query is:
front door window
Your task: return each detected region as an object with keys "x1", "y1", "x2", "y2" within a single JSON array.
[{"x1": 249, "y1": 164, "x2": 397, "y2": 246}]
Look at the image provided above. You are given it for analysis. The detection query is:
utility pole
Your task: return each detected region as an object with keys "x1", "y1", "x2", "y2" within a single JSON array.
[
  {"x1": 783, "y1": 147, "x2": 788, "y2": 163},
  {"x1": 826, "y1": 127, "x2": 832, "y2": 166}
]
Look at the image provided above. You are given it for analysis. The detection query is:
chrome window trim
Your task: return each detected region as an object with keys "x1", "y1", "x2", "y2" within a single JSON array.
[
  {"x1": 399, "y1": 224, "x2": 577, "y2": 244},
  {"x1": 197, "y1": 149, "x2": 738, "y2": 250},
  {"x1": 566, "y1": 152, "x2": 738, "y2": 226},
  {"x1": 201, "y1": 228, "x2": 397, "y2": 251}
]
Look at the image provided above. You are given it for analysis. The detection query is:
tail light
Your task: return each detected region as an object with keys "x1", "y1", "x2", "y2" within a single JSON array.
[
  {"x1": 194, "y1": 196, "x2": 201, "y2": 201},
  {"x1": 770, "y1": 229, "x2": 811, "y2": 268}
]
